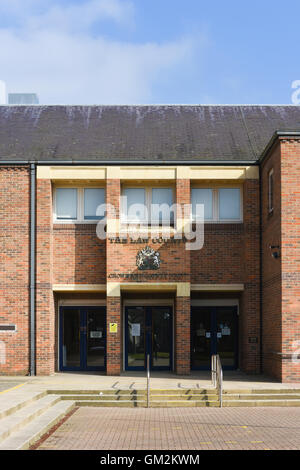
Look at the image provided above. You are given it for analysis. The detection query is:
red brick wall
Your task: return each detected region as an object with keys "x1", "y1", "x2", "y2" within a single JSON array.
[
  {"x1": 36, "y1": 179, "x2": 55, "y2": 375},
  {"x1": 0, "y1": 167, "x2": 30, "y2": 375},
  {"x1": 106, "y1": 296, "x2": 122, "y2": 375},
  {"x1": 53, "y1": 225, "x2": 106, "y2": 284},
  {"x1": 191, "y1": 224, "x2": 243, "y2": 283},
  {"x1": 281, "y1": 139, "x2": 300, "y2": 382},
  {"x1": 240, "y1": 179, "x2": 261, "y2": 374},
  {"x1": 261, "y1": 138, "x2": 300, "y2": 382},
  {"x1": 261, "y1": 142, "x2": 282, "y2": 380},
  {"x1": 175, "y1": 296, "x2": 190, "y2": 374}
]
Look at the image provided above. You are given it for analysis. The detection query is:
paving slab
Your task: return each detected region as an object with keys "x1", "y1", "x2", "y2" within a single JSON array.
[
  {"x1": 0, "y1": 381, "x2": 28, "y2": 393},
  {"x1": 34, "y1": 406, "x2": 300, "y2": 450}
]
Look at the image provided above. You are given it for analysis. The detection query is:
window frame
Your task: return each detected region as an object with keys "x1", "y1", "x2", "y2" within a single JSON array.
[
  {"x1": 121, "y1": 185, "x2": 176, "y2": 226},
  {"x1": 268, "y1": 169, "x2": 274, "y2": 214},
  {"x1": 53, "y1": 185, "x2": 106, "y2": 224},
  {"x1": 191, "y1": 185, "x2": 243, "y2": 223}
]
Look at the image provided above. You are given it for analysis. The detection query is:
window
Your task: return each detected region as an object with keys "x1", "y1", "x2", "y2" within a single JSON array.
[
  {"x1": 54, "y1": 187, "x2": 105, "y2": 222},
  {"x1": 219, "y1": 188, "x2": 241, "y2": 220},
  {"x1": 84, "y1": 188, "x2": 105, "y2": 220},
  {"x1": 56, "y1": 188, "x2": 77, "y2": 220},
  {"x1": 192, "y1": 189, "x2": 213, "y2": 220},
  {"x1": 191, "y1": 187, "x2": 242, "y2": 222},
  {"x1": 123, "y1": 188, "x2": 146, "y2": 223},
  {"x1": 268, "y1": 169, "x2": 274, "y2": 213},
  {"x1": 122, "y1": 187, "x2": 175, "y2": 225}
]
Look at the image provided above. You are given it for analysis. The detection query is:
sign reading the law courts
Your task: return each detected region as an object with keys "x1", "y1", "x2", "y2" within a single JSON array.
[
  {"x1": 109, "y1": 323, "x2": 118, "y2": 333},
  {"x1": 109, "y1": 236, "x2": 189, "y2": 244}
]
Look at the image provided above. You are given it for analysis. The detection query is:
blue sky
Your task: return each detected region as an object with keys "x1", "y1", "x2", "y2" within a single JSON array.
[{"x1": 0, "y1": 0, "x2": 299, "y2": 104}]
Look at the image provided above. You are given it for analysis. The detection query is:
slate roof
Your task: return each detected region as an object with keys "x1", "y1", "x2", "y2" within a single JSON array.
[{"x1": 0, "y1": 105, "x2": 300, "y2": 163}]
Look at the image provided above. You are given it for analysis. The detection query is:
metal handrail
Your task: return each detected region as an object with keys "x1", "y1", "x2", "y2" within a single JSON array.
[
  {"x1": 146, "y1": 354, "x2": 150, "y2": 408},
  {"x1": 211, "y1": 354, "x2": 223, "y2": 408}
]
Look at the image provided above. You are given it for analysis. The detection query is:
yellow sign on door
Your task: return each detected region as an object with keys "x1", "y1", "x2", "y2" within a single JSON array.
[{"x1": 109, "y1": 323, "x2": 118, "y2": 333}]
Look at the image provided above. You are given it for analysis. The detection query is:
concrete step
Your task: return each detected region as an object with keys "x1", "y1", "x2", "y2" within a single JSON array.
[
  {"x1": 0, "y1": 391, "x2": 46, "y2": 420},
  {"x1": 0, "y1": 395, "x2": 61, "y2": 443},
  {"x1": 223, "y1": 399, "x2": 300, "y2": 407},
  {"x1": 75, "y1": 400, "x2": 221, "y2": 408},
  {"x1": 0, "y1": 400, "x2": 75, "y2": 450},
  {"x1": 223, "y1": 393, "x2": 300, "y2": 401},
  {"x1": 59, "y1": 394, "x2": 219, "y2": 402},
  {"x1": 223, "y1": 389, "x2": 300, "y2": 395},
  {"x1": 48, "y1": 389, "x2": 217, "y2": 396}
]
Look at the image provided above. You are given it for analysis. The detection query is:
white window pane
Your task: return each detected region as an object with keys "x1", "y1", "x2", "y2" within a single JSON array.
[
  {"x1": 219, "y1": 188, "x2": 241, "y2": 220},
  {"x1": 84, "y1": 188, "x2": 105, "y2": 220},
  {"x1": 151, "y1": 188, "x2": 174, "y2": 223},
  {"x1": 123, "y1": 188, "x2": 146, "y2": 222},
  {"x1": 192, "y1": 189, "x2": 213, "y2": 220},
  {"x1": 56, "y1": 188, "x2": 77, "y2": 220}
]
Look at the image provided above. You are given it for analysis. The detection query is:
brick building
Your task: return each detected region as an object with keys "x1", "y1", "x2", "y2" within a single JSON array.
[{"x1": 0, "y1": 105, "x2": 299, "y2": 382}]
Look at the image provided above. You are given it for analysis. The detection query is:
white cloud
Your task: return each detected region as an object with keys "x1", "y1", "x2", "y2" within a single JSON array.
[
  {"x1": 0, "y1": 0, "x2": 198, "y2": 104},
  {"x1": 0, "y1": 0, "x2": 135, "y2": 30},
  {"x1": 28, "y1": 0, "x2": 135, "y2": 31}
]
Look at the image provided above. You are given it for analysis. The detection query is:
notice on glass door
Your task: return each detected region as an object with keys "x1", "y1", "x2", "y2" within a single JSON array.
[
  {"x1": 132, "y1": 324, "x2": 141, "y2": 337},
  {"x1": 222, "y1": 327, "x2": 231, "y2": 336},
  {"x1": 90, "y1": 331, "x2": 102, "y2": 338}
]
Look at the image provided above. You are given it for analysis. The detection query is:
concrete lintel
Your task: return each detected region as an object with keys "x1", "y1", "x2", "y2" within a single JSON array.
[
  {"x1": 37, "y1": 165, "x2": 259, "y2": 181},
  {"x1": 53, "y1": 284, "x2": 106, "y2": 292},
  {"x1": 191, "y1": 284, "x2": 244, "y2": 292},
  {"x1": 107, "y1": 282, "x2": 190, "y2": 297}
]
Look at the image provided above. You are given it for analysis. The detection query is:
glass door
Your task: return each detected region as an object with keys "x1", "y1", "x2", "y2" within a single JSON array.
[
  {"x1": 216, "y1": 307, "x2": 238, "y2": 369},
  {"x1": 125, "y1": 307, "x2": 146, "y2": 370},
  {"x1": 60, "y1": 306, "x2": 106, "y2": 371},
  {"x1": 125, "y1": 306, "x2": 173, "y2": 371},
  {"x1": 86, "y1": 307, "x2": 106, "y2": 370},
  {"x1": 60, "y1": 307, "x2": 81, "y2": 370},
  {"x1": 151, "y1": 307, "x2": 172, "y2": 370},
  {"x1": 191, "y1": 306, "x2": 238, "y2": 371},
  {"x1": 191, "y1": 307, "x2": 212, "y2": 370}
]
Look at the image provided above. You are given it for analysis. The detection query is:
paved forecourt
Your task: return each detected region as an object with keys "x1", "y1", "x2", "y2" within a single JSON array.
[{"x1": 34, "y1": 406, "x2": 300, "y2": 450}]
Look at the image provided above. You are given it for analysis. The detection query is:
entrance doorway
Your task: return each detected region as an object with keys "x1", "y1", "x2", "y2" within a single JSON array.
[
  {"x1": 191, "y1": 306, "x2": 238, "y2": 370},
  {"x1": 59, "y1": 306, "x2": 106, "y2": 371},
  {"x1": 125, "y1": 306, "x2": 173, "y2": 371}
]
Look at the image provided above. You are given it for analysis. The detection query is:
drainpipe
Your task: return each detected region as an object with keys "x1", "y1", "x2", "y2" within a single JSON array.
[{"x1": 30, "y1": 163, "x2": 36, "y2": 376}]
